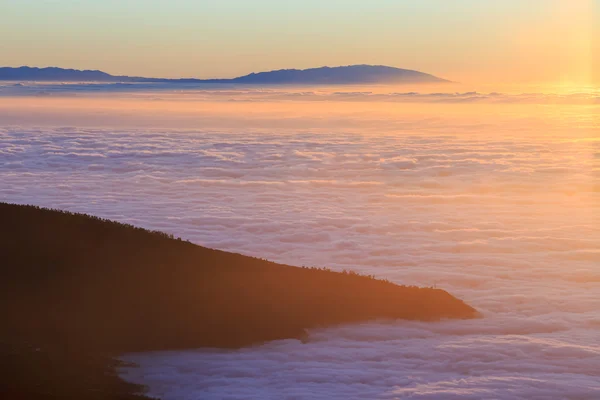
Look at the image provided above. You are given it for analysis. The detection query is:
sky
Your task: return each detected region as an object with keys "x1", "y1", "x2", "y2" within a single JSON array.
[{"x1": 1, "y1": 0, "x2": 598, "y2": 85}]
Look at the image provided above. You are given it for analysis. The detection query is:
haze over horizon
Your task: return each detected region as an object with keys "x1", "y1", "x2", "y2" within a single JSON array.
[{"x1": 2, "y1": 0, "x2": 598, "y2": 86}]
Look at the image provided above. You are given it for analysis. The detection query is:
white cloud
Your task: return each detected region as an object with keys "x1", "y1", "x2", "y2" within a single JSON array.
[{"x1": 1, "y1": 87, "x2": 598, "y2": 399}]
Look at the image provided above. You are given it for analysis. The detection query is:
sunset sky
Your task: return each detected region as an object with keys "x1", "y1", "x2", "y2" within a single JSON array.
[{"x1": 1, "y1": 0, "x2": 598, "y2": 85}]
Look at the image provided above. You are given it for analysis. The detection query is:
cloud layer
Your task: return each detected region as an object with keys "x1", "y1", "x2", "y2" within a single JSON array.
[
  {"x1": 1, "y1": 81, "x2": 599, "y2": 105},
  {"x1": 1, "y1": 90, "x2": 598, "y2": 399}
]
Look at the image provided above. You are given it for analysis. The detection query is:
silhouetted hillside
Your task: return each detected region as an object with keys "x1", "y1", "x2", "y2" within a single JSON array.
[
  {"x1": 0, "y1": 65, "x2": 449, "y2": 84},
  {"x1": 0, "y1": 340, "x2": 154, "y2": 400},
  {"x1": 0, "y1": 202, "x2": 476, "y2": 399}
]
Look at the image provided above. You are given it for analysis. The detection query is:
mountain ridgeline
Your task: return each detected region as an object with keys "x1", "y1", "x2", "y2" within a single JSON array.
[
  {"x1": 1, "y1": 202, "x2": 476, "y2": 399},
  {"x1": 0, "y1": 65, "x2": 449, "y2": 84}
]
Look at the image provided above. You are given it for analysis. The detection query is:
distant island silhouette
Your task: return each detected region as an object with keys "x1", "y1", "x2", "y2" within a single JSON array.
[
  {"x1": 0, "y1": 65, "x2": 449, "y2": 85},
  {"x1": 1, "y1": 202, "x2": 476, "y2": 399}
]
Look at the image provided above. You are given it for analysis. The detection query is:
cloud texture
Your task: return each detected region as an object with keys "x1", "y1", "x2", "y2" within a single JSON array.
[{"x1": 1, "y1": 87, "x2": 598, "y2": 399}]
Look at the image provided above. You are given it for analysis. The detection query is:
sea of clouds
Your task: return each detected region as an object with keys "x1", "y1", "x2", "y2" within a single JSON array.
[
  {"x1": 1, "y1": 84, "x2": 598, "y2": 399},
  {"x1": 1, "y1": 81, "x2": 599, "y2": 105}
]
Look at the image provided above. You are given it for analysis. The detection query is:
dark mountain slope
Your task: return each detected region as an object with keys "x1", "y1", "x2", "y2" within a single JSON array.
[{"x1": 0, "y1": 202, "x2": 476, "y2": 399}]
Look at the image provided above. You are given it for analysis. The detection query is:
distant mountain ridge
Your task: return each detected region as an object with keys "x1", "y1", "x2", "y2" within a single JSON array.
[
  {"x1": 0, "y1": 66, "x2": 114, "y2": 82},
  {"x1": 0, "y1": 65, "x2": 449, "y2": 84}
]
